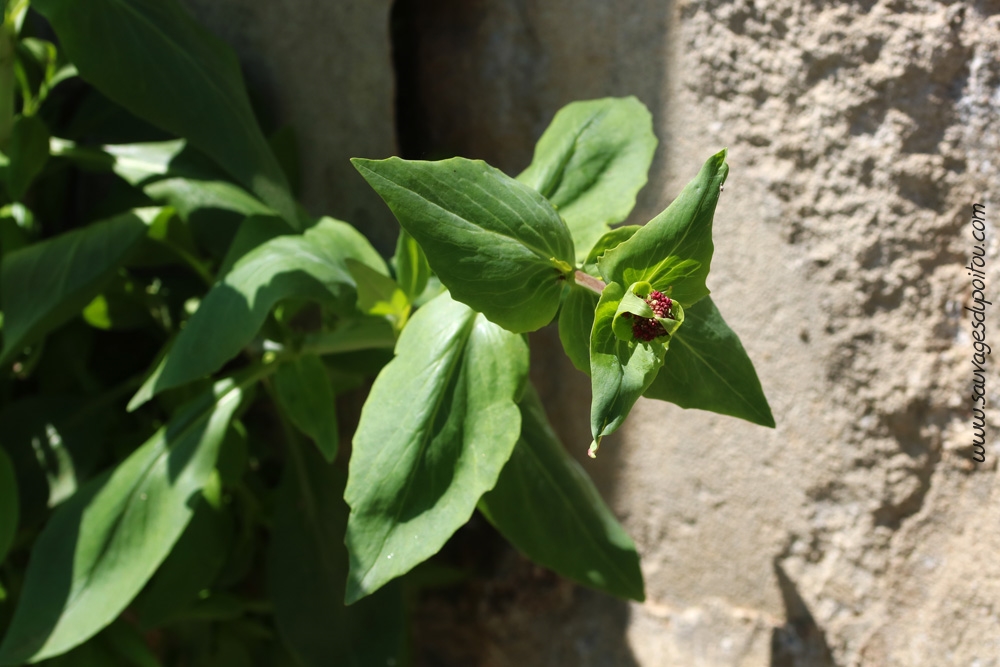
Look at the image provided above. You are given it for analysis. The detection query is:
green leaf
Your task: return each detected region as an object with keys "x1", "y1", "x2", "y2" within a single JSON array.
[
  {"x1": 558, "y1": 286, "x2": 598, "y2": 374},
  {"x1": 273, "y1": 354, "x2": 339, "y2": 462},
  {"x1": 345, "y1": 291, "x2": 529, "y2": 602},
  {"x1": 81, "y1": 274, "x2": 155, "y2": 331},
  {"x1": 32, "y1": 0, "x2": 299, "y2": 227},
  {"x1": 135, "y1": 497, "x2": 234, "y2": 630},
  {"x1": 344, "y1": 259, "x2": 410, "y2": 330},
  {"x1": 269, "y1": 445, "x2": 405, "y2": 667},
  {"x1": 129, "y1": 218, "x2": 375, "y2": 408},
  {"x1": 143, "y1": 178, "x2": 275, "y2": 220},
  {"x1": 589, "y1": 283, "x2": 665, "y2": 455},
  {"x1": 582, "y1": 225, "x2": 641, "y2": 277},
  {"x1": 644, "y1": 296, "x2": 774, "y2": 427},
  {"x1": 479, "y1": 386, "x2": 644, "y2": 601},
  {"x1": 0, "y1": 373, "x2": 251, "y2": 664},
  {"x1": 393, "y1": 228, "x2": 430, "y2": 303},
  {"x1": 0, "y1": 446, "x2": 17, "y2": 565},
  {"x1": 0, "y1": 209, "x2": 153, "y2": 367},
  {"x1": 4, "y1": 114, "x2": 50, "y2": 202},
  {"x1": 217, "y1": 215, "x2": 293, "y2": 278},
  {"x1": 352, "y1": 156, "x2": 574, "y2": 333},
  {"x1": 517, "y1": 97, "x2": 656, "y2": 262},
  {"x1": 51, "y1": 139, "x2": 279, "y2": 221},
  {"x1": 300, "y1": 316, "x2": 397, "y2": 357},
  {"x1": 599, "y1": 149, "x2": 729, "y2": 307}
]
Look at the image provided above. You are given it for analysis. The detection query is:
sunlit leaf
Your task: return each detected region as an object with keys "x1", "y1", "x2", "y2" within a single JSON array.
[
  {"x1": 599, "y1": 149, "x2": 728, "y2": 307},
  {"x1": 33, "y1": 0, "x2": 300, "y2": 226},
  {"x1": 0, "y1": 372, "x2": 253, "y2": 663},
  {"x1": 479, "y1": 386, "x2": 644, "y2": 600},
  {"x1": 345, "y1": 291, "x2": 528, "y2": 602},
  {"x1": 353, "y1": 156, "x2": 574, "y2": 333},
  {"x1": 644, "y1": 296, "x2": 774, "y2": 427},
  {"x1": 518, "y1": 97, "x2": 656, "y2": 262}
]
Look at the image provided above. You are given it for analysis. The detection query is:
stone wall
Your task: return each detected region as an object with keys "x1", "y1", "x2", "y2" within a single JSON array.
[{"x1": 184, "y1": 0, "x2": 1000, "y2": 664}]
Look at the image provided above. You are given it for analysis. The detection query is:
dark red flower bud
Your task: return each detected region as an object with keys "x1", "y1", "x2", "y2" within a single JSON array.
[{"x1": 630, "y1": 290, "x2": 675, "y2": 341}]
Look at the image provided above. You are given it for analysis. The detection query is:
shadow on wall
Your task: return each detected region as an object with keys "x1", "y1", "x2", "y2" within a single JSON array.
[
  {"x1": 770, "y1": 561, "x2": 836, "y2": 667},
  {"x1": 391, "y1": 0, "x2": 665, "y2": 664}
]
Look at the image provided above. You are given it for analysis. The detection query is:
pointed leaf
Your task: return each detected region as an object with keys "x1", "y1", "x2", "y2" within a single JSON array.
[
  {"x1": 0, "y1": 373, "x2": 250, "y2": 664},
  {"x1": 345, "y1": 291, "x2": 528, "y2": 602},
  {"x1": 590, "y1": 283, "x2": 665, "y2": 454},
  {"x1": 217, "y1": 215, "x2": 293, "y2": 278},
  {"x1": 269, "y1": 446, "x2": 404, "y2": 667},
  {"x1": 393, "y1": 228, "x2": 430, "y2": 303},
  {"x1": 518, "y1": 97, "x2": 656, "y2": 262},
  {"x1": 134, "y1": 498, "x2": 234, "y2": 630},
  {"x1": 273, "y1": 354, "x2": 339, "y2": 462},
  {"x1": 129, "y1": 218, "x2": 375, "y2": 408},
  {"x1": 352, "y1": 156, "x2": 574, "y2": 333},
  {"x1": 479, "y1": 387, "x2": 644, "y2": 601},
  {"x1": 558, "y1": 286, "x2": 598, "y2": 374},
  {"x1": 644, "y1": 296, "x2": 774, "y2": 427},
  {"x1": 344, "y1": 259, "x2": 409, "y2": 329},
  {"x1": 32, "y1": 0, "x2": 299, "y2": 227},
  {"x1": 599, "y1": 149, "x2": 729, "y2": 307},
  {"x1": 0, "y1": 447, "x2": 17, "y2": 565},
  {"x1": 582, "y1": 225, "x2": 641, "y2": 277},
  {"x1": 0, "y1": 209, "x2": 152, "y2": 367}
]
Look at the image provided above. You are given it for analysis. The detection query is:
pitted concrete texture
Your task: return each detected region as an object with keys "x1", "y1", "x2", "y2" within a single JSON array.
[
  {"x1": 182, "y1": 0, "x2": 1000, "y2": 664},
  {"x1": 397, "y1": 1, "x2": 1000, "y2": 664}
]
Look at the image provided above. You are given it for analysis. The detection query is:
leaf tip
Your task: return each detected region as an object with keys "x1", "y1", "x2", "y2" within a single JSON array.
[{"x1": 587, "y1": 439, "x2": 601, "y2": 458}]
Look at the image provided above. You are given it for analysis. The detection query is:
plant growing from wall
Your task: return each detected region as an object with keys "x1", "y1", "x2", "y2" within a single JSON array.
[{"x1": 0, "y1": 0, "x2": 773, "y2": 664}]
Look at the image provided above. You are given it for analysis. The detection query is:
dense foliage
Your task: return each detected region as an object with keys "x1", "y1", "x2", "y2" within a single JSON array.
[{"x1": 0, "y1": 0, "x2": 772, "y2": 664}]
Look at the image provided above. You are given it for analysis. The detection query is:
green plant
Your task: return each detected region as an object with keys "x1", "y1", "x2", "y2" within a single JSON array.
[{"x1": 0, "y1": 0, "x2": 772, "y2": 664}]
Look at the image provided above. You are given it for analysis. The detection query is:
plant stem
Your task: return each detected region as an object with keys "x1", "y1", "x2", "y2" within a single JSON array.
[{"x1": 573, "y1": 270, "x2": 606, "y2": 295}]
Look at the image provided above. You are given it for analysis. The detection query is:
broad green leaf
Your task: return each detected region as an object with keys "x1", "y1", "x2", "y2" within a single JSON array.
[
  {"x1": 51, "y1": 139, "x2": 278, "y2": 221},
  {"x1": 582, "y1": 225, "x2": 641, "y2": 277},
  {"x1": 4, "y1": 114, "x2": 50, "y2": 202},
  {"x1": 345, "y1": 259, "x2": 410, "y2": 329},
  {"x1": 644, "y1": 296, "x2": 774, "y2": 427},
  {"x1": 558, "y1": 286, "x2": 598, "y2": 374},
  {"x1": 32, "y1": 0, "x2": 299, "y2": 227},
  {"x1": 129, "y1": 218, "x2": 376, "y2": 408},
  {"x1": 0, "y1": 447, "x2": 17, "y2": 565},
  {"x1": 0, "y1": 373, "x2": 251, "y2": 664},
  {"x1": 345, "y1": 291, "x2": 529, "y2": 602},
  {"x1": 300, "y1": 316, "x2": 397, "y2": 357},
  {"x1": 590, "y1": 283, "x2": 665, "y2": 455},
  {"x1": 393, "y1": 228, "x2": 429, "y2": 303},
  {"x1": 273, "y1": 354, "x2": 339, "y2": 462},
  {"x1": 352, "y1": 156, "x2": 574, "y2": 333},
  {"x1": 599, "y1": 149, "x2": 729, "y2": 307},
  {"x1": 0, "y1": 208, "x2": 153, "y2": 367},
  {"x1": 479, "y1": 387, "x2": 644, "y2": 601},
  {"x1": 135, "y1": 497, "x2": 234, "y2": 630},
  {"x1": 517, "y1": 97, "x2": 656, "y2": 262},
  {"x1": 217, "y1": 215, "x2": 293, "y2": 278},
  {"x1": 269, "y1": 445, "x2": 404, "y2": 667},
  {"x1": 143, "y1": 178, "x2": 274, "y2": 220}
]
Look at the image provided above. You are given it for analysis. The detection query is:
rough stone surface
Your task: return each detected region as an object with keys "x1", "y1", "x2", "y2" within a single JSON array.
[
  {"x1": 399, "y1": 1, "x2": 1000, "y2": 665},
  {"x1": 187, "y1": 0, "x2": 1000, "y2": 664}
]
